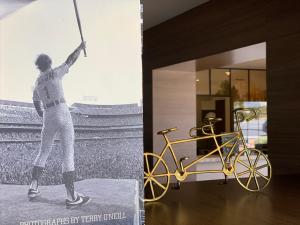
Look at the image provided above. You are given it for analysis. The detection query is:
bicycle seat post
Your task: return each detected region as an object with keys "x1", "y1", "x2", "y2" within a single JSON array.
[{"x1": 162, "y1": 133, "x2": 170, "y2": 145}]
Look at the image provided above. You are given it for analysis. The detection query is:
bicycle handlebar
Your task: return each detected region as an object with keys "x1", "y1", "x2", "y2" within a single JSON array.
[
  {"x1": 202, "y1": 125, "x2": 214, "y2": 135},
  {"x1": 189, "y1": 127, "x2": 200, "y2": 137},
  {"x1": 233, "y1": 108, "x2": 257, "y2": 122},
  {"x1": 189, "y1": 125, "x2": 214, "y2": 137}
]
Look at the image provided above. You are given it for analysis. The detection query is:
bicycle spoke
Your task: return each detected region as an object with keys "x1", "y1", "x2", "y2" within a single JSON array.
[
  {"x1": 254, "y1": 173, "x2": 260, "y2": 190},
  {"x1": 246, "y1": 172, "x2": 253, "y2": 188},
  {"x1": 150, "y1": 157, "x2": 162, "y2": 176},
  {"x1": 145, "y1": 155, "x2": 151, "y2": 174},
  {"x1": 255, "y1": 164, "x2": 268, "y2": 171},
  {"x1": 253, "y1": 152, "x2": 261, "y2": 168},
  {"x1": 144, "y1": 178, "x2": 150, "y2": 188},
  {"x1": 245, "y1": 151, "x2": 252, "y2": 167},
  {"x1": 235, "y1": 149, "x2": 272, "y2": 192},
  {"x1": 152, "y1": 173, "x2": 169, "y2": 178},
  {"x1": 149, "y1": 180, "x2": 155, "y2": 199},
  {"x1": 143, "y1": 153, "x2": 170, "y2": 202},
  {"x1": 151, "y1": 177, "x2": 167, "y2": 190},
  {"x1": 237, "y1": 159, "x2": 251, "y2": 169},
  {"x1": 237, "y1": 169, "x2": 251, "y2": 177},
  {"x1": 255, "y1": 170, "x2": 270, "y2": 181}
]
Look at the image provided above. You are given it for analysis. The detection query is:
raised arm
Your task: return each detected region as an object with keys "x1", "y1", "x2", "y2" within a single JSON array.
[{"x1": 65, "y1": 42, "x2": 86, "y2": 67}]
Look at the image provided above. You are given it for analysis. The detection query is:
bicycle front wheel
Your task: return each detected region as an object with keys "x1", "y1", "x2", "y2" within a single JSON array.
[
  {"x1": 234, "y1": 148, "x2": 272, "y2": 191},
  {"x1": 144, "y1": 153, "x2": 170, "y2": 202}
]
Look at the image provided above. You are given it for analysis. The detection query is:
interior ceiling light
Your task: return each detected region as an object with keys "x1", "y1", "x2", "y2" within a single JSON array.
[{"x1": 225, "y1": 71, "x2": 231, "y2": 76}]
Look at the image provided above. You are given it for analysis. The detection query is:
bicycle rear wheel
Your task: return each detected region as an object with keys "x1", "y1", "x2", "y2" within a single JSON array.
[
  {"x1": 234, "y1": 148, "x2": 272, "y2": 191},
  {"x1": 144, "y1": 153, "x2": 170, "y2": 202}
]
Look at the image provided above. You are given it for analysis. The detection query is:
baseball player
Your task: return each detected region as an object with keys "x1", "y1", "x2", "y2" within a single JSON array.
[{"x1": 28, "y1": 42, "x2": 91, "y2": 209}]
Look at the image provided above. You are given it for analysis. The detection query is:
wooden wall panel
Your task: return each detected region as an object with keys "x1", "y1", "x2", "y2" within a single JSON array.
[
  {"x1": 267, "y1": 33, "x2": 300, "y2": 174},
  {"x1": 266, "y1": 0, "x2": 300, "y2": 40},
  {"x1": 144, "y1": 0, "x2": 267, "y2": 69},
  {"x1": 143, "y1": 0, "x2": 300, "y2": 174}
]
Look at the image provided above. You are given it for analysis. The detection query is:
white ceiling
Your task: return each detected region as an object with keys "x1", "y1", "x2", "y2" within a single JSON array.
[
  {"x1": 222, "y1": 59, "x2": 266, "y2": 70},
  {"x1": 159, "y1": 43, "x2": 266, "y2": 71},
  {"x1": 142, "y1": 0, "x2": 210, "y2": 30}
]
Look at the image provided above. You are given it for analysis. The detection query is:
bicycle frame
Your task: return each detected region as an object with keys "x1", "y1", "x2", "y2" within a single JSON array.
[
  {"x1": 152, "y1": 110, "x2": 249, "y2": 178},
  {"x1": 144, "y1": 108, "x2": 271, "y2": 201}
]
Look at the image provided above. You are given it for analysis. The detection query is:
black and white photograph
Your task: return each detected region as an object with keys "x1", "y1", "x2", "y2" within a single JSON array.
[{"x1": 0, "y1": 0, "x2": 143, "y2": 225}]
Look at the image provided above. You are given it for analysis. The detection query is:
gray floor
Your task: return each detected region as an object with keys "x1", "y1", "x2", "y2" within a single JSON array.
[{"x1": 0, "y1": 178, "x2": 140, "y2": 225}]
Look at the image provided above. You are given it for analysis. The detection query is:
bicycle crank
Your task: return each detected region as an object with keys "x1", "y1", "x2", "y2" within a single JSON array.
[
  {"x1": 175, "y1": 170, "x2": 188, "y2": 181},
  {"x1": 174, "y1": 157, "x2": 189, "y2": 181},
  {"x1": 223, "y1": 163, "x2": 234, "y2": 175}
]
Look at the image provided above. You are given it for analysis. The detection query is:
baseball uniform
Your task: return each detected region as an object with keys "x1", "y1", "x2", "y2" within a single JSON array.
[{"x1": 33, "y1": 63, "x2": 75, "y2": 173}]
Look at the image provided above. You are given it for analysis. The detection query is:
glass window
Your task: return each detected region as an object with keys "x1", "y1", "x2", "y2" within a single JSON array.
[
  {"x1": 231, "y1": 70, "x2": 248, "y2": 101},
  {"x1": 250, "y1": 70, "x2": 266, "y2": 101},
  {"x1": 233, "y1": 101, "x2": 267, "y2": 149},
  {"x1": 211, "y1": 69, "x2": 230, "y2": 96},
  {"x1": 196, "y1": 70, "x2": 210, "y2": 95}
]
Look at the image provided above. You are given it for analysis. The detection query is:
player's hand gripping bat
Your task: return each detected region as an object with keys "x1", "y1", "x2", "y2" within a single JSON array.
[{"x1": 73, "y1": 0, "x2": 87, "y2": 57}]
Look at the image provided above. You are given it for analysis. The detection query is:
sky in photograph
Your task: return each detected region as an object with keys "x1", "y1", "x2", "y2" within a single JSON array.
[{"x1": 0, "y1": 0, "x2": 142, "y2": 105}]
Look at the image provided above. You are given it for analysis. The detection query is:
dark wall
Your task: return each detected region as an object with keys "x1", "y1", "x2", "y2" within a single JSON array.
[{"x1": 143, "y1": 0, "x2": 300, "y2": 174}]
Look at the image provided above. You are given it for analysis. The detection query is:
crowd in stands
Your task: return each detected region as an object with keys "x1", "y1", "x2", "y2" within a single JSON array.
[
  {"x1": 0, "y1": 104, "x2": 41, "y2": 124},
  {"x1": 0, "y1": 104, "x2": 143, "y2": 127},
  {"x1": 0, "y1": 138, "x2": 143, "y2": 186},
  {"x1": 0, "y1": 132, "x2": 40, "y2": 141},
  {"x1": 0, "y1": 102, "x2": 143, "y2": 187},
  {"x1": 0, "y1": 129, "x2": 142, "y2": 142}
]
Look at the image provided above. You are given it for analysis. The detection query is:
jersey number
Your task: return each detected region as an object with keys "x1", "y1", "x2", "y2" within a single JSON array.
[{"x1": 43, "y1": 86, "x2": 50, "y2": 99}]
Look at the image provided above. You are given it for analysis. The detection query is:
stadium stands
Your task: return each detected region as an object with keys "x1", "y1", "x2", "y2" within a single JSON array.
[{"x1": 0, "y1": 101, "x2": 143, "y2": 186}]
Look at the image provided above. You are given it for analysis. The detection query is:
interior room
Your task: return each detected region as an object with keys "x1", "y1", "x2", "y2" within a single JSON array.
[{"x1": 152, "y1": 43, "x2": 268, "y2": 182}]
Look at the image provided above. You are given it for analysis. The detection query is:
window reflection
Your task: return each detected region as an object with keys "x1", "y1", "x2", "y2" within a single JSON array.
[
  {"x1": 196, "y1": 70, "x2": 210, "y2": 95},
  {"x1": 250, "y1": 70, "x2": 266, "y2": 101},
  {"x1": 211, "y1": 69, "x2": 230, "y2": 96},
  {"x1": 195, "y1": 69, "x2": 266, "y2": 101},
  {"x1": 231, "y1": 70, "x2": 248, "y2": 101},
  {"x1": 195, "y1": 68, "x2": 268, "y2": 153},
  {"x1": 234, "y1": 102, "x2": 267, "y2": 149}
]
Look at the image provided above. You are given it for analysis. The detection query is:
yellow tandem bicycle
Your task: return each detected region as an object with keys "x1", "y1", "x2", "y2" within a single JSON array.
[{"x1": 144, "y1": 108, "x2": 272, "y2": 202}]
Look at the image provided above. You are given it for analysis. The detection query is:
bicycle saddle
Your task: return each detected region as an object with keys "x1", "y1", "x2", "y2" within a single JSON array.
[
  {"x1": 157, "y1": 127, "x2": 177, "y2": 135},
  {"x1": 205, "y1": 117, "x2": 223, "y2": 123}
]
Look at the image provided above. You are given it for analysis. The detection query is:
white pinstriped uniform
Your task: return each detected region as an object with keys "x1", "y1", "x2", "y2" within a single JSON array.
[{"x1": 33, "y1": 63, "x2": 75, "y2": 172}]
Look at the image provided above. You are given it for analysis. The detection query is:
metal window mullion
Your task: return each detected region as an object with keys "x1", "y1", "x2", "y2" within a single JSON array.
[
  {"x1": 248, "y1": 69, "x2": 250, "y2": 101},
  {"x1": 209, "y1": 69, "x2": 212, "y2": 96}
]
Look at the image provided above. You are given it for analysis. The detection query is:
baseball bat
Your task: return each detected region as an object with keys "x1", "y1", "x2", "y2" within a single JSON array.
[{"x1": 73, "y1": 0, "x2": 87, "y2": 57}]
